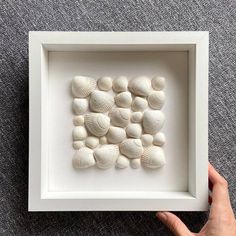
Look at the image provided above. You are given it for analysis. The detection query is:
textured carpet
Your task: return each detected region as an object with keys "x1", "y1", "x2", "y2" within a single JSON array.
[{"x1": 0, "y1": 0, "x2": 236, "y2": 235}]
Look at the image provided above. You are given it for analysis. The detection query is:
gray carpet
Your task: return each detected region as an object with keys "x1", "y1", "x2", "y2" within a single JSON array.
[{"x1": 0, "y1": 0, "x2": 236, "y2": 235}]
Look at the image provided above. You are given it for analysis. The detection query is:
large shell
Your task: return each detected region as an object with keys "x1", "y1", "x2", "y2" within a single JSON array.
[
  {"x1": 94, "y1": 145, "x2": 119, "y2": 169},
  {"x1": 130, "y1": 158, "x2": 141, "y2": 169},
  {"x1": 73, "y1": 141, "x2": 84, "y2": 150},
  {"x1": 107, "y1": 126, "x2": 126, "y2": 144},
  {"x1": 72, "y1": 76, "x2": 96, "y2": 98},
  {"x1": 116, "y1": 155, "x2": 130, "y2": 169},
  {"x1": 97, "y1": 76, "x2": 112, "y2": 91},
  {"x1": 112, "y1": 76, "x2": 128, "y2": 92},
  {"x1": 84, "y1": 113, "x2": 110, "y2": 137},
  {"x1": 131, "y1": 112, "x2": 143, "y2": 123},
  {"x1": 153, "y1": 132, "x2": 166, "y2": 146},
  {"x1": 73, "y1": 115, "x2": 84, "y2": 126},
  {"x1": 128, "y1": 76, "x2": 151, "y2": 96},
  {"x1": 141, "y1": 134, "x2": 153, "y2": 147},
  {"x1": 141, "y1": 146, "x2": 166, "y2": 168},
  {"x1": 90, "y1": 90, "x2": 114, "y2": 113},
  {"x1": 115, "y1": 92, "x2": 132, "y2": 108},
  {"x1": 152, "y1": 76, "x2": 165, "y2": 91},
  {"x1": 126, "y1": 123, "x2": 142, "y2": 138},
  {"x1": 73, "y1": 126, "x2": 88, "y2": 141},
  {"x1": 148, "y1": 91, "x2": 165, "y2": 110},
  {"x1": 85, "y1": 136, "x2": 99, "y2": 149},
  {"x1": 131, "y1": 97, "x2": 148, "y2": 111},
  {"x1": 143, "y1": 111, "x2": 165, "y2": 134},
  {"x1": 72, "y1": 98, "x2": 88, "y2": 115},
  {"x1": 109, "y1": 108, "x2": 130, "y2": 128},
  {"x1": 119, "y1": 139, "x2": 143, "y2": 159},
  {"x1": 72, "y1": 147, "x2": 95, "y2": 169}
]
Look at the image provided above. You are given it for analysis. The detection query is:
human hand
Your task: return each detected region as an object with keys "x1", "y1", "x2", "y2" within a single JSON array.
[{"x1": 156, "y1": 163, "x2": 236, "y2": 236}]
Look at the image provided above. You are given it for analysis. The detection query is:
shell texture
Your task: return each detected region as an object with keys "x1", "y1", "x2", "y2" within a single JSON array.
[
  {"x1": 141, "y1": 134, "x2": 153, "y2": 147},
  {"x1": 73, "y1": 126, "x2": 88, "y2": 141},
  {"x1": 72, "y1": 98, "x2": 88, "y2": 115},
  {"x1": 99, "y1": 136, "x2": 107, "y2": 145},
  {"x1": 131, "y1": 112, "x2": 143, "y2": 123},
  {"x1": 153, "y1": 132, "x2": 166, "y2": 146},
  {"x1": 109, "y1": 108, "x2": 130, "y2": 128},
  {"x1": 130, "y1": 159, "x2": 141, "y2": 169},
  {"x1": 85, "y1": 136, "x2": 99, "y2": 149},
  {"x1": 73, "y1": 141, "x2": 84, "y2": 150},
  {"x1": 72, "y1": 147, "x2": 95, "y2": 169},
  {"x1": 148, "y1": 91, "x2": 165, "y2": 110},
  {"x1": 126, "y1": 123, "x2": 142, "y2": 138},
  {"x1": 119, "y1": 139, "x2": 143, "y2": 159},
  {"x1": 115, "y1": 92, "x2": 132, "y2": 108},
  {"x1": 152, "y1": 76, "x2": 165, "y2": 90},
  {"x1": 131, "y1": 97, "x2": 148, "y2": 111},
  {"x1": 116, "y1": 155, "x2": 130, "y2": 169},
  {"x1": 112, "y1": 76, "x2": 128, "y2": 92},
  {"x1": 129, "y1": 76, "x2": 151, "y2": 96},
  {"x1": 97, "y1": 76, "x2": 112, "y2": 91},
  {"x1": 73, "y1": 115, "x2": 84, "y2": 126},
  {"x1": 107, "y1": 126, "x2": 126, "y2": 144}
]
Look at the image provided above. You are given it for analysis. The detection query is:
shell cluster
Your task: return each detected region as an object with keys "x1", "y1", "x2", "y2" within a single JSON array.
[{"x1": 71, "y1": 75, "x2": 166, "y2": 170}]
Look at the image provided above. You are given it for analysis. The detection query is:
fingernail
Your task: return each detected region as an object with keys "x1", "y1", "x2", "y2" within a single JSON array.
[{"x1": 157, "y1": 212, "x2": 167, "y2": 221}]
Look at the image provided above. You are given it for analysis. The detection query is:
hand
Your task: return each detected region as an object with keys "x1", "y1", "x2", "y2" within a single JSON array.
[{"x1": 156, "y1": 163, "x2": 236, "y2": 236}]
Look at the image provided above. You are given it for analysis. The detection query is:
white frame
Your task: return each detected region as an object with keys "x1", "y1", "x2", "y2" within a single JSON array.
[{"x1": 29, "y1": 31, "x2": 209, "y2": 211}]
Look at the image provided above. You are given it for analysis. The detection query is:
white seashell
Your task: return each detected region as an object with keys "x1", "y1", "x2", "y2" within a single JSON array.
[
  {"x1": 148, "y1": 91, "x2": 165, "y2": 110},
  {"x1": 72, "y1": 76, "x2": 96, "y2": 98},
  {"x1": 97, "y1": 76, "x2": 112, "y2": 91},
  {"x1": 131, "y1": 97, "x2": 148, "y2": 111},
  {"x1": 141, "y1": 134, "x2": 153, "y2": 147},
  {"x1": 85, "y1": 136, "x2": 99, "y2": 149},
  {"x1": 115, "y1": 92, "x2": 132, "y2": 108},
  {"x1": 107, "y1": 126, "x2": 126, "y2": 144},
  {"x1": 130, "y1": 159, "x2": 141, "y2": 169},
  {"x1": 131, "y1": 112, "x2": 143, "y2": 123},
  {"x1": 72, "y1": 98, "x2": 88, "y2": 115},
  {"x1": 128, "y1": 76, "x2": 151, "y2": 96},
  {"x1": 112, "y1": 76, "x2": 128, "y2": 92},
  {"x1": 89, "y1": 90, "x2": 114, "y2": 113},
  {"x1": 99, "y1": 136, "x2": 107, "y2": 145},
  {"x1": 116, "y1": 155, "x2": 130, "y2": 169},
  {"x1": 141, "y1": 146, "x2": 166, "y2": 168},
  {"x1": 119, "y1": 139, "x2": 143, "y2": 159},
  {"x1": 126, "y1": 123, "x2": 142, "y2": 138},
  {"x1": 73, "y1": 141, "x2": 84, "y2": 150},
  {"x1": 73, "y1": 126, "x2": 88, "y2": 141},
  {"x1": 153, "y1": 132, "x2": 166, "y2": 146},
  {"x1": 72, "y1": 147, "x2": 95, "y2": 169},
  {"x1": 109, "y1": 108, "x2": 130, "y2": 128},
  {"x1": 73, "y1": 115, "x2": 84, "y2": 126},
  {"x1": 94, "y1": 145, "x2": 119, "y2": 169},
  {"x1": 152, "y1": 76, "x2": 165, "y2": 90},
  {"x1": 84, "y1": 113, "x2": 110, "y2": 137},
  {"x1": 143, "y1": 111, "x2": 165, "y2": 135}
]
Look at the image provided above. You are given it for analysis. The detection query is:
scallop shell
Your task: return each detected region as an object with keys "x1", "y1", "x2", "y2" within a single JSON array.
[
  {"x1": 126, "y1": 123, "x2": 142, "y2": 138},
  {"x1": 97, "y1": 76, "x2": 112, "y2": 91},
  {"x1": 84, "y1": 113, "x2": 110, "y2": 137},
  {"x1": 128, "y1": 76, "x2": 151, "y2": 96},
  {"x1": 141, "y1": 134, "x2": 153, "y2": 147},
  {"x1": 72, "y1": 98, "x2": 88, "y2": 115},
  {"x1": 119, "y1": 139, "x2": 143, "y2": 159},
  {"x1": 90, "y1": 90, "x2": 114, "y2": 113},
  {"x1": 73, "y1": 141, "x2": 84, "y2": 150},
  {"x1": 130, "y1": 159, "x2": 141, "y2": 169},
  {"x1": 131, "y1": 112, "x2": 143, "y2": 123},
  {"x1": 131, "y1": 97, "x2": 148, "y2": 111},
  {"x1": 73, "y1": 115, "x2": 84, "y2": 126},
  {"x1": 152, "y1": 76, "x2": 165, "y2": 90},
  {"x1": 73, "y1": 126, "x2": 88, "y2": 141},
  {"x1": 109, "y1": 108, "x2": 130, "y2": 128},
  {"x1": 143, "y1": 111, "x2": 165, "y2": 134},
  {"x1": 116, "y1": 155, "x2": 130, "y2": 169},
  {"x1": 115, "y1": 92, "x2": 132, "y2": 108},
  {"x1": 107, "y1": 126, "x2": 126, "y2": 144},
  {"x1": 141, "y1": 146, "x2": 166, "y2": 168},
  {"x1": 153, "y1": 132, "x2": 166, "y2": 146},
  {"x1": 94, "y1": 145, "x2": 119, "y2": 169},
  {"x1": 148, "y1": 91, "x2": 165, "y2": 110},
  {"x1": 85, "y1": 136, "x2": 99, "y2": 149},
  {"x1": 99, "y1": 136, "x2": 107, "y2": 145},
  {"x1": 72, "y1": 147, "x2": 95, "y2": 169},
  {"x1": 72, "y1": 76, "x2": 96, "y2": 98},
  {"x1": 112, "y1": 76, "x2": 128, "y2": 92}
]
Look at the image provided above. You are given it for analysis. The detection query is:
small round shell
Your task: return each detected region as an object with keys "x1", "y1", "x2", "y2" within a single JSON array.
[
  {"x1": 152, "y1": 76, "x2": 165, "y2": 90},
  {"x1": 126, "y1": 123, "x2": 142, "y2": 138},
  {"x1": 112, "y1": 76, "x2": 128, "y2": 92},
  {"x1": 97, "y1": 76, "x2": 112, "y2": 91},
  {"x1": 116, "y1": 155, "x2": 130, "y2": 169},
  {"x1": 72, "y1": 147, "x2": 95, "y2": 169},
  {"x1": 141, "y1": 134, "x2": 153, "y2": 147},
  {"x1": 107, "y1": 126, "x2": 126, "y2": 144},
  {"x1": 131, "y1": 97, "x2": 148, "y2": 112},
  {"x1": 130, "y1": 159, "x2": 141, "y2": 169},
  {"x1": 119, "y1": 139, "x2": 143, "y2": 159},
  {"x1": 109, "y1": 108, "x2": 130, "y2": 128},
  {"x1": 128, "y1": 76, "x2": 151, "y2": 96},
  {"x1": 115, "y1": 92, "x2": 132, "y2": 108},
  {"x1": 99, "y1": 136, "x2": 107, "y2": 145},
  {"x1": 148, "y1": 91, "x2": 165, "y2": 110},
  {"x1": 85, "y1": 137, "x2": 99, "y2": 149},
  {"x1": 72, "y1": 98, "x2": 88, "y2": 115},
  {"x1": 73, "y1": 115, "x2": 84, "y2": 126},
  {"x1": 153, "y1": 132, "x2": 166, "y2": 146},
  {"x1": 73, "y1": 141, "x2": 84, "y2": 150},
  {"x1": 131, "y1": 112, "x2": 143, "y2": 123},
  {"x1": 73, "y1": 126, "x2": 88, "y2": 141}
]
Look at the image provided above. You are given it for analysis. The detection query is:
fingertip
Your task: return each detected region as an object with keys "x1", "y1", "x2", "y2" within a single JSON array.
[{"x1": 156, "y1": 212, "x2": 167, "y2": 221}]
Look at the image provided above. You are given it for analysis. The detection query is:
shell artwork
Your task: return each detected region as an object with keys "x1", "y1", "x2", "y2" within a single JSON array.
[
  {"x1": 72, "y1": 76, "x2": 96, "y2": 98},
  {"x1": 71, "y1": 75, "x2": 166, "y2": 170}
]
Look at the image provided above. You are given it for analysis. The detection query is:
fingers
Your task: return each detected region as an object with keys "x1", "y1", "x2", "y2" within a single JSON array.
[{"x1": 156, "y1": 212, "x2": 192, "y2": 236}]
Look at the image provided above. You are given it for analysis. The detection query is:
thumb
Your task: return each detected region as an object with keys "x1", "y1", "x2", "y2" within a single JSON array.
[{"x1": 156, "y1": 212, "x2": 192, "y2": 236}]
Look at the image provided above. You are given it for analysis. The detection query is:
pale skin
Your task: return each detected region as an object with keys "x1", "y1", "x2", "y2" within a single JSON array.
[{"x1": 156, "y1": 163, "x2": 236, "y2": 236}]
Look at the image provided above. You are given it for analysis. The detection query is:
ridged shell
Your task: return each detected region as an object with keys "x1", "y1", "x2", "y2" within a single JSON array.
[
  {"x1": 131, "y1": 112, "x2": 143, "y2": 123},
  {"x1": 72, "y1": 76, "x2": 96, "y2": 98},
  {"x1": 72, "y1": 98, "x2": 88, "y2": 115},
  {"x1": 73, "y1": 115, "x2": 84, "y2": 126},
  {"x1": 153, "y1": 132, "x2": 166, "y2": 146},
  {"x1": 143, "y1": 111, "x2": 165, "y2": 134},
  {"x1": 126, "y1": 123, "x2": 142, "y2": 138},
  {"x1": 115, "y1": 92, "x2": 132, "y2": 108},
  {"x1": 152, "y1": 76, "x2": 165, "y2": 90},
  {"x1": 119, "y1": 139, "x2": 143, "y2": 159},
  {"x1": 148, "y1": 91, "x2": 165, "y2": 110},
  {"x1": 109, "y1": 108, "x2": 130, "y2": 128},
  {"x1": 128, "y1": 76, "x2": 151, "y2": 96},
  {"x1": 97, "y1": 76, "x2": 112, "y2": 91},
  {"x1": 90, "y1": 90, "x2": 114, "y2": 113},
  {"x1": 116, "y1": 155, "x2": 130, "y2": 169},
  {"x1": 72, "y1": 147, "x2": 95, "y2": 169},
  {"x1": 84, "y1": 113, "x2": 110, "y2": 137},
  {"x1": 94, "y1": 145, "x2": 119, "y2": 169},
  {"x1": 73, "y1": 126, "x2": 88, "y2": 141},
  {"x1": 131, "y1": 97, "x2": 148, "y2": 111},
  {"x1": 107, "y1": 126, "x2": 126, "y2": 144},
  {"x1": 73, "y1": 141, "x2": 84, "y2": 150},
  {"x1": 85, "y1": 137, "x2": 99, "y2": 149},
  {"x1": 141, "y1": 134, "x2": 153, "y2": 147},
  {"x1": 130, "y1": 159, "x2": 141, "y2": 169},
  {"x1": 141, "y1": 146, "x2": 166, "y2": 168},
  {"x1": 99, "y1": 136, "x2": 107, "y2": 144},
  {"x1": 112, "y1": 76, "x2": 128, "y2": 92}
]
